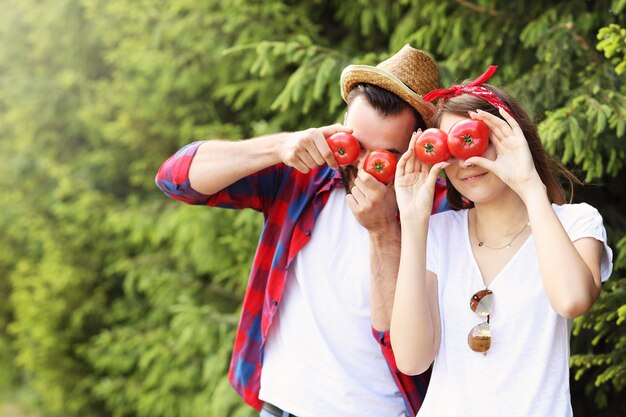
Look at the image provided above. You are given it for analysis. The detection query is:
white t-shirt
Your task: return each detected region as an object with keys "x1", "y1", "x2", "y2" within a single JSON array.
[
  {"x1": 417, "y1": 203, "x2": 613, "y2": 417},
  {"x1": 259, "y1": 188, "x2": 407, "y2": 417}
]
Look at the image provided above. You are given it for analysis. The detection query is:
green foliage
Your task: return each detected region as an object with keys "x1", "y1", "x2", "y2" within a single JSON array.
[
  {"x1": 223, "y1": 40, "x2": 348, "y2": 115},
  {"x1": 539, "y1": 88, "x2": 626, "y2": 181},
  {"x1": 571, "y1": 234, "x2": 626, "y2": 412},
  {"x1": 597, "y1": 23, "x2": 626, "y2": 74},
  {"x1": 0, "y1": 0, "x2": 624, "y2": 416}
]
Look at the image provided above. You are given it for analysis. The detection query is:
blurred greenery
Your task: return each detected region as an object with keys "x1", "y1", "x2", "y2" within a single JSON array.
[{"x1": 0, "y1": 0, "x2": 624, "y2": 416}]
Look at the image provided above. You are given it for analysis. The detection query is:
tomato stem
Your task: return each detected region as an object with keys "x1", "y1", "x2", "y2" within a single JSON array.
[{"x1": 462, "y1": 134, "x2": 474, "y2": 147}]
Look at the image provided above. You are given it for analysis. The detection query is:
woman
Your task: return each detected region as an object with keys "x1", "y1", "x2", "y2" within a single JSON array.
[{"x1": 390, "y1": 68, "x2": 613, "y2": 417}]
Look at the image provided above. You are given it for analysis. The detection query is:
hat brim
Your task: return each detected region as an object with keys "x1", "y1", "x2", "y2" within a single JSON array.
[{"x1": 340, "y1": 65, "x2": 436, "y2": 126}]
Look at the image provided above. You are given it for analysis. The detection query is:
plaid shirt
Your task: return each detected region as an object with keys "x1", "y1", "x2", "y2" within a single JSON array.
[{"x1": 155, "y1": 141, "x2": 449, "y2": 415}]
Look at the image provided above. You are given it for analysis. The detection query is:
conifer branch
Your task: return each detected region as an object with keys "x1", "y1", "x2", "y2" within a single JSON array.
[
  {"x1": 455, "y1": 0, "x2": 501, "y2": 17},
  {"x1": 564, "y1": 21, "x2": 604, "y2": 66}
]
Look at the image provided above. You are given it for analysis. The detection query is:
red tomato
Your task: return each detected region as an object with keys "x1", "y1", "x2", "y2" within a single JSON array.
[
  {"x1": 415, "y1": 128, "x2": 450, "y2": 164},
  {"x1": 447, "y1": 119, "x2": 489, "y2": 160},
  {"x1": 363, "y1": 150, "x2": 398, "y2": 185},
  {"x1": 327, "y1": 132, "x2": 360, "y2": 166}
]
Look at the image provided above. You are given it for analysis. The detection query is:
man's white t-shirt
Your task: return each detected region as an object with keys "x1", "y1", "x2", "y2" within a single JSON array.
[
  {"x1": 418, "y1": 203, "x2": 613, "y2": 417},
  {"x1": 259, "y1": 188, "x2": 406, "y2": 417}
]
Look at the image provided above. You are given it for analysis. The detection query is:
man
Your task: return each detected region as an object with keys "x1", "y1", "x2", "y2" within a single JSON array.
[{"x1": 156, "y1": 44, "x2": 447, "y2": 416}]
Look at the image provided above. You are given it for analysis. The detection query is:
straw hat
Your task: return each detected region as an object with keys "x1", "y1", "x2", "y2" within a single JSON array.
[{"x1": 340, "y1": 45, "x2": 440, "y2": 123}]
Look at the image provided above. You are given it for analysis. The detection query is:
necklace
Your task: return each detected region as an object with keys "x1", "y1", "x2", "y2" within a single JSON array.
[{"x1": 475, "y1": 216, "x2": 530, "y2": 250}]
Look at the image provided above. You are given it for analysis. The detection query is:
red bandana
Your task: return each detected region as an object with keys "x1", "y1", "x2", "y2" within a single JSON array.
[{"x1": 423, "y1": 66, "x2": 512, "y2": 115}]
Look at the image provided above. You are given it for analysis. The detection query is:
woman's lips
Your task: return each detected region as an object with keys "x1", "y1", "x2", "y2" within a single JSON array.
[{"x1": 460, "y1": 172, "x2": 487, "y2": 184}]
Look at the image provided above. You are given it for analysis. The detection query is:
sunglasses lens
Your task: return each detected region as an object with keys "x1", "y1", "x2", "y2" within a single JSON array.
[
  {"x1": 470, "y1": 289, "x2": 493, "y2": 317},
  {"x1": 468, "y1": 322, "x2": 491, "y2": 353}
]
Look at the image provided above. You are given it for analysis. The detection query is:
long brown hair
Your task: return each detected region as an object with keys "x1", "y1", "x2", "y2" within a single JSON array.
[{"x1": 430, "y1": 84, "x2": 579, "y2": 210}]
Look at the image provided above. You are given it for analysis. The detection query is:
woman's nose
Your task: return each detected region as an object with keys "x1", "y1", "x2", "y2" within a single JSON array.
[{"x1": 456, "y1": 157, "x2": 473, "y2": 168}]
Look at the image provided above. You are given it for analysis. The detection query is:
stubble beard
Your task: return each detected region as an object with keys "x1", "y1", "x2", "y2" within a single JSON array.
[{"x1": 340, "y1": 165, "x2": 358, "y2": 194}]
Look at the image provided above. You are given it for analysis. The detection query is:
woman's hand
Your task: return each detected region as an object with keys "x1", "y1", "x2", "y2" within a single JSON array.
[
  {"x1": 395, "y1": 131, "x2": 449, "y2": 220},
  {"x1": 464, "y1": 108, "x2": 543, "y2": 198}
]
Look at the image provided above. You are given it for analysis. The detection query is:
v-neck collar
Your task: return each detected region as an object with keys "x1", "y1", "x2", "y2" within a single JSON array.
[{"x1": 463, "y1": 209, "x2": 533, "y2": 290}]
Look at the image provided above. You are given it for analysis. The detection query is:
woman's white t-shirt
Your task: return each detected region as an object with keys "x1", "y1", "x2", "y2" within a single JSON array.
[{"x1": 418, "y1": 203, "x2": 613, "y2": 417}]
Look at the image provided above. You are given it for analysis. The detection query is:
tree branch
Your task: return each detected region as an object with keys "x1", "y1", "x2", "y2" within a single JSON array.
[
  {"x1": 564, "y1": 22, "x2": 604, "y2": 66},
  {"x1": 456, "y1": 0, "x2": 501, "y2": 17}
]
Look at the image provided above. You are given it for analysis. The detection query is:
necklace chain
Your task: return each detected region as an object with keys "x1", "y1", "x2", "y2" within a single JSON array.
[{"x1": 475, "y1": 216, "x2": 530, "y2": 250}]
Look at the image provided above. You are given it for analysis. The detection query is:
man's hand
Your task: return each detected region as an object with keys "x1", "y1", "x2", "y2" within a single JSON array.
[
  {"x1": 346, "y1": 169, "x2": 401, "y2": 332},
  {"x1": 278, "y1": 124, "x2": 353, "y2": 173},
  {"x1": 345, "y1": 169, "x2": 398, "y2": 232}
]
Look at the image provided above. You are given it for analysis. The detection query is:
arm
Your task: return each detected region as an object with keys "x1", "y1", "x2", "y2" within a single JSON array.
[
  {"x1": 188, "y1": 135, "x2": 287, "y2": 195},
  {"x1": 369, "y1": 222, "x2": 401, "y2": 331},
  {"x1": 390, "y1": 215, "x2": 441, "y2": 375},
  {"x1": 390, "y1": 133, "x2": 448, "y2": 375},
  {"x1": 372, "y1": 326, "x2": 431, "y2": 417},
  {"x1": 188, "y1": 125, "x2": 346, "y2": 195},
  {"x1": 469, "y1": 108, "x2": 603, "y2": 318},
  {"x1": 361, "y1": 177, "x2": 448, "y2": 332},
  {"x1": 520, "y1": 182, "x2": 602, "y2": 318},
  {"x1": 156, "y1": 124, "x2": 350, "y2": 199},
  {"x1": 345, "y1": 170, "x2": 401, "y2": 331}
]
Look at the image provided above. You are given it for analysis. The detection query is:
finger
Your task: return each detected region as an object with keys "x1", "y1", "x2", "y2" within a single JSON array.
[
  {"x1": 409, "y1": 129, "x2": 421, "y2": 148},
  {"x1": 354, "y1": 169, "x2": 372, "y2": 195},
  {"x1": 432, "y1": 161, "x2": 450, "y2": 172},
  {"x1": 463, "y1": 156, "x2": 496, "y2": 172},
  {"x1": 306, "y1": 141, "x2": 328, "y2": 166},
  {"x1": 409, "y1": 128, "x2": 422, "y2": 151},
  {"x1": 290, "y1": 158, "x2": 310, "y2": 174},
  {"x1": 498, "y1": 107, "x2": 524, "y2": 137},
  {"x1": 355, "y1": 173, "x2": 387, "y2": 205},
  {"x1": 405, "y1": 130, "x2": 420, "y2": 174},
  {"x1": 397, "y1": 132, "x2": 418, "y2": 178},
  {"x1": 396, "y1": 151, "x2": 411, "y2": 179},
  {"x1": 486, "y1": 135, "x2": 505, "y2": 156},
  {"x1": 475, "y1": 109, "x2": 511, "y2": 130},
  {"x1": 357, "y1": 168, "x2": 379, "y2": 185},
  {"x1": 350, "y1": 183, "x2": 368, "y2": 205},
  {"x1": 408, "y1": 130, "x2": 430, "y2": 174},
  {"x1": 470, "y1": 112, "x2": 505, "y2": 141},
  {"x1": 427, "y1": 161, "x2": 450, "y2": 185},
  {"x1": 297, "y1": 152, "x2": 318, "y2": 170},
  {"x1": 320, "y1": 123, "x2": 353, "y2": 137},
  {"x1": 345, "y1": 193, "x2": 359, "y2": 215},
  {"x1": 309, "y1": 132, "x2": 337, "y2": 168},
  {"x1": 474, "y1": 109, "x2": 511, "y2": 141},
  {"x1": 418, "y1": 154, "x2": 432, "y2": 175},
  {"x1": 353, "y1": 175, "x2": 370, "y2": 198}
]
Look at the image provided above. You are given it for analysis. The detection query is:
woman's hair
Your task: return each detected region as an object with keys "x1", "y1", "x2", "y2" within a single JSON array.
[{"x1": 430, "y1": 84, "x2": 579, "y2": 210}]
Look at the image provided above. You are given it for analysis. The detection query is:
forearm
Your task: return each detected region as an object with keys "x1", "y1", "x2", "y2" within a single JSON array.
[
  {"x1": 188, "y1": 134, "x2": 286, "y2": 195},
  {"x1": 369, "y1": 224, "x2": 401, "y2": 331},
  {"x1": 390, "y1": 216, "x2": 438, "y2": 375},
  {"x1": 523, "y1": 183, "x2": 600, "y2": 317}
]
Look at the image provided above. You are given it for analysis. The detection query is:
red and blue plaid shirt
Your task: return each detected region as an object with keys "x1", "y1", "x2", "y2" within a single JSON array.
[{"x1": 156, "y1": 141, "x2": 449, "y2": 415}]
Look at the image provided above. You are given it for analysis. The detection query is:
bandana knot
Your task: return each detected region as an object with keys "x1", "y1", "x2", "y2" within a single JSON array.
[{"x1": 423, "y1": 65, "x2": 512, "y2": 114}]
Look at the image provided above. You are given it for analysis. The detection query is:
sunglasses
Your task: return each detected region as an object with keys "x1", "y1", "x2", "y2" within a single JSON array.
[{"x1": 468, "y1": 289, "x2": 493, "y2": 353}]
